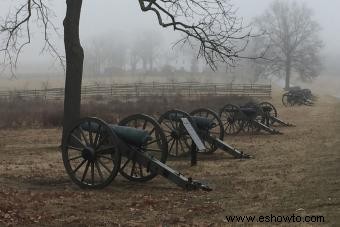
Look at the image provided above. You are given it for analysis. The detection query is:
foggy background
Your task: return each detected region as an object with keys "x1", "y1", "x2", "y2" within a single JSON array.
[{"x1": 0, "y1": 0, "x2": 339, "y2": 94}]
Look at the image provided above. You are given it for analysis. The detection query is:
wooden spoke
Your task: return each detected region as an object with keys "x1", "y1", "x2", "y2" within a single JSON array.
[
  {"x1": 149, "y1": 127, "x2": 156, "y2": 135},
  {"x1": 81, "y1": 161, "x2": 90, "y2": 182},
  {"x1": 96, "y1": 146, "x2": 115, "y2": 154},
  {"x1": 169, "y1": 139, "x2": 175, "y2": 153},
  {"x1": 78, "y1": 127, "x2": 89, "y2": 146},
  {"x1": 98, "y1": 155, "x2": 114, "y2": 161},
  {"x1": 72, "y1": 159, "x2": 87, "y2": 174},
  {"x1": 88, "y1": 121, "x2": 94, "y2": 145},
  {"x1": 142, "y1": 120, "x2": 148, "y2": 130},
  {"x1": 95, "y1": 161, "x2": 104, "y2": 182},
  {"x1": 139, "y1": 163, "x2": 144, "y2": 177},
  {"x1": 68, "y1": 155, "x2": 83, "y2": 161},
  {"x1": 67, "y1": 146, "x2": 83, "y2": 152},
  {"x1": 162, "y1": 121, "x2": 174, "y2": 131},
  {"x1": 71, "y1": 133, "x2": 86, "y2": 149},
  {"x1": 93, "y1": 124, "x2": 102, "y2": 147},
  {"x1": 91, "y1": 162, "x2": 95, "y2": 185},
  {"x1": 97, "y1": 159, "x2": 112, "y2": 173},
  {"x1": 144, "y1": 138, "x2": 162, "y2": 146},
  {"x1": 96, "y1": 133, "x2": 108, "y2": 150},
  {"x1": 130, "y1": 161, "x2": 136, "y2": 176},
  {"x1": 178, "y1": 139, "x2": 185, "y2": 152},
  {"x1": 144, "y1": 148, "x2": 163, "y2": 152}
]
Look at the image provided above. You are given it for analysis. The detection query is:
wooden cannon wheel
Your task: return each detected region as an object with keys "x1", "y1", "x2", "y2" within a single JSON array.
[
  {"x1": 219, "y1": 104, "x2": 244, "y2": 135},
  {"x1": 62, "y1": 117, "x2": 121, "y2": 189},
  {"x1": 282, "y1": 92, "x2": 294, "y2": 106},
  {"x1": 118, "y1": 114, "x2": 168, "y2": 182},
  {"x1": 258, "y1": 101, "x2": 278, "y2": 126},
  {"x1": 158, "y1": 109, "x2": 194, "y2": 157},
  {"x1": 240, "y1": 102, "x2": 263, "y2": 134}
]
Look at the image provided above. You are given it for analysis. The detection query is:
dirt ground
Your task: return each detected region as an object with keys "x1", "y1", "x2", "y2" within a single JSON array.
[{"x1": 0, "y1": 94, "x2": 339, "y2": 226}]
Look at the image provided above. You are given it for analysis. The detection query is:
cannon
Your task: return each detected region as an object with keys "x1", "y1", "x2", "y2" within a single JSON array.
[
  {"x1": 219, "y1": 103, "x2": 282, "y2": 135},
  {"x1": 61, "y1": 115, "x2": 211, "y2": 191},
  {"x1": 282, "y1": 88, "x2": 314, "y2": 106},
  {"x1": 258, "y1": 102, "x2": 294, "y2": 127},
  {"x1": 158, "y1": 109, "x2": 250, "y2": 161},
  {"x1": 301, "y1": 89, "x2": 317, "y2": 101}
]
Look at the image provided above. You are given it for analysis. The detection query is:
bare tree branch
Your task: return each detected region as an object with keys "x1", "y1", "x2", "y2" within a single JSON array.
[
  {"x1": 0, "y1": 0, "x2": 64, "y2": 76},
  {"x1": 138, "y1": 0, "x2": 253, "y2": 70},
  {"x1": 1, "y1": 0, "x2": 257, "y2": 75}
]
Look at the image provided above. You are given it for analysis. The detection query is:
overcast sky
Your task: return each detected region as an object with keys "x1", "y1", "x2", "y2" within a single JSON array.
[
  {"x1": 75, "y1": 0, "x2": 340, "y2": 52},
  {"x1": 0, "y1": 0, "x2": 339, "y2": 71}
]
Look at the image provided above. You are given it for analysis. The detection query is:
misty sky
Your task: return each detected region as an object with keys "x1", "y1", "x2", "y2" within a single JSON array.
[{"x1": 0, "y1": 0, "x2": 340, "y2": 71}]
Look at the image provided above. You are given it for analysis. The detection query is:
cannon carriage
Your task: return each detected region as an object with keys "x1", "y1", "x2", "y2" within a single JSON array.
[
  {"x1": 257, "y1": 102, "x2": 294, "y2": 127},
  {"x1": 61, "y1": 99, "x2": 292, "y2": 190},
  {"x1": 158, "y1": 108, "x2": 250, "y2": 161},
  {"x1": 61, "y1": 114, "x2": 211, "y2": 190},
  {"x1": 219, "y1": 103, "x2": 284, "y2": 135},
  {"x1": 282, "y1": 87, "x2": 315, "y2": 106}
]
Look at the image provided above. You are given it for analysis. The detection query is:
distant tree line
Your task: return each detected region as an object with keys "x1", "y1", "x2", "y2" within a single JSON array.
[{"x1": 82, "y1": 29, "x2": 211, "y2": 77}]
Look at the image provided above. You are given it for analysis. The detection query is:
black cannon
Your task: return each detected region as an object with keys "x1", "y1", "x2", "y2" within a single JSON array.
[
  {"x1": 219, "y1": 103, "x2": 282, "y2": 135},
  {"x1": 158, "y1": 109, "x2": 250, "y2": 161},
  {"x1": 61, "y1": 115, "x2": 211, "y2": 191},
  {"x1": 258, "y1": 102, "x2": 294, "y2": 127},
  {"x1": 282, "y1": 87, "x2": 315, "y2": 106}
]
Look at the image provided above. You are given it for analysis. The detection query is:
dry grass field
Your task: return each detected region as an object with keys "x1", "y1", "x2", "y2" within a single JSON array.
[{"x1": 0, "y1": 93, "x2": 339, "y2": 226}]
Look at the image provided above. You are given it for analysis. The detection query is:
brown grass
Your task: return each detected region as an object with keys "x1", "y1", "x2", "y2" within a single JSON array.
[
  {"x1": 1, "y1": 95, "x2": 339, "y2": 226},
  {"x1": 0, "y1": 95, "x2": 254, "y2": 128}
]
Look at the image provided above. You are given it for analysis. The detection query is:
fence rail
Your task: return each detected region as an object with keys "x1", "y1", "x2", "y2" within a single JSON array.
[{"x1": 0, "y1": 82, "x2": 271, "y2": 101}]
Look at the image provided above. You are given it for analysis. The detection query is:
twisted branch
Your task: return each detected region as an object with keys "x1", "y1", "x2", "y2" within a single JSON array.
[
  {"x1": 0, "y1": 0, "x2": 64, "y2": 76},
  {"x1": 138, "y1": 0, "x2": 253, "y2": 69}
]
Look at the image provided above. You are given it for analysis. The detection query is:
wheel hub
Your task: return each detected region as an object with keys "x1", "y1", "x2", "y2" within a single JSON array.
[
  {"x1": 227, "y1": 117, "x2": 235, "y2": 124},
  {"x1": 82, "y1": 147, "x2": 96, "y2": 161},
  {"x1": 171, "y1": 130, "x2": 181, "y2": 139}
]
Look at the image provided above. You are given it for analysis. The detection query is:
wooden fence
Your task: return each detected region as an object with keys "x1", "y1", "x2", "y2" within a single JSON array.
[{"x1": 0, "y1": 82, "x2": 271, "y2": 101}]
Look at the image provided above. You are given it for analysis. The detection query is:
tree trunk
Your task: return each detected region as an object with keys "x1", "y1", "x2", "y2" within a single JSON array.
[
  {"x1": 62, "y1": 0, "x2": 84, "y2": 144},
  {"x1": 285, "y1": 58, "x2": 291, "y2": 90}
]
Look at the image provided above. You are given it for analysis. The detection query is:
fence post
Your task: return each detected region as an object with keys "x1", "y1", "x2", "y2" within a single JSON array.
[
  {"x1": 84, "y1": 86, "x2": 86, "y2": 99},
  {"x1": 135, "y1": 84, "x2": 138, "y2": 96}
]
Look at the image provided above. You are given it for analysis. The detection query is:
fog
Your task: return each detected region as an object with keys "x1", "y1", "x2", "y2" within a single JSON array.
[{"x1": 0, "y1": 0, "x2": 339, "y2": 89}]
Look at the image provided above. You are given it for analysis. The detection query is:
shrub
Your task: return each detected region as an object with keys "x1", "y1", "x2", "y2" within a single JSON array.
[{"x1": 0, "y1": 95, "x2": 253, "y2": 129}]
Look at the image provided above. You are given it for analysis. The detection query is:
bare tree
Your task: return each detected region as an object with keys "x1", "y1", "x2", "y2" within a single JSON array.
[
  {"x1": 128, "y1": 47, "x2": 139, "y2": 74},
  {"x1": 253, "y1": 0, "x2": 323, "y2": 89},
  {"x1": 1, "y1": 0, "x2": 251, "y2": 142},
  {"x1": 84, "y1": 33, "x2": 128, "y2": 76},
  {"x1": 130, "y1": 30, "x2": 162, "y2": 72}
]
